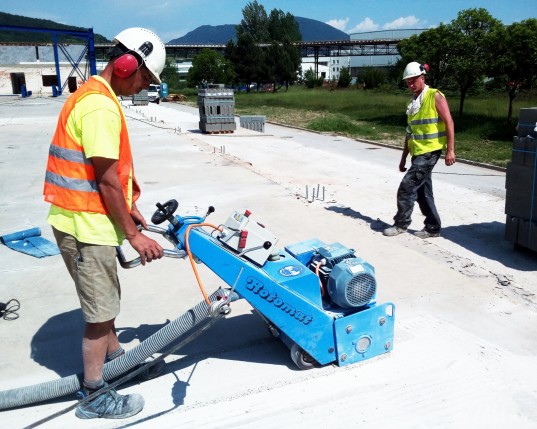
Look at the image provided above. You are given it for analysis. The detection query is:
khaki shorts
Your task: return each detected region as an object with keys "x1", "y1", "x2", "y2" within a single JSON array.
[{"x1": 53, "y1": 227, "x2": 121, "y2": 323}]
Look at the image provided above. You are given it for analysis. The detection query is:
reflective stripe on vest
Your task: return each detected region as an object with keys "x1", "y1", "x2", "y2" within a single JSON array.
[
  {"x1": 412, "y1": 131, "x2": 447, "y2": 140},
  {"x1": 48, "y1": 144, "x2": 92, "y2": 165},
  {"x1": 45, "y1": 170, "x2": 98, "y2": 193},
  {"x1": 43, "y1": 77, "x2": 138, "y2": 214},
  {"x1": 407, "y1": 88, "x2": 446, "y2": 156}
]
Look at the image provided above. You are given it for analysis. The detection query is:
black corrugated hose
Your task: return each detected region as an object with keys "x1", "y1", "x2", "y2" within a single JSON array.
[{"x1": 0, "y1": 289, "x2": 225, "y2": 410}]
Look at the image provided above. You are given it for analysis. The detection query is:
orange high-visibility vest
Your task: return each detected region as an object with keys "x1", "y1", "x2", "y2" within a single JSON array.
[{"x1": 44, "y1": 77, "x2": 139, "y2": 214}]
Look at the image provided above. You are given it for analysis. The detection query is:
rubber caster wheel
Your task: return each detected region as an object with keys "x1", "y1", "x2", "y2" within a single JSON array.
[{"x1": 290, "y1": 343, "x2": 318, "y2": 370}]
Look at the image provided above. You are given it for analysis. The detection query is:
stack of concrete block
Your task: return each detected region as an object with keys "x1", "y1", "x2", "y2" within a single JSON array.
[
  {"x1": 132, "y1": 89, "x2": 148, "y2": 106},
  {"x1": 198, "y1": 86, "x2": 236, "y2": 133},
  {"x1": 504, "y1": 107, "x2": 537, "y2": 251},
  {"x1": 240, "y1": 115, "x2": 266, "y2": 133}
]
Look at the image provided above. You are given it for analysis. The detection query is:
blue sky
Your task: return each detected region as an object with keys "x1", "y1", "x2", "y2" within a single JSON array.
[{"x1": 1, "y1": 0, "x2": 535, "y2": 42}]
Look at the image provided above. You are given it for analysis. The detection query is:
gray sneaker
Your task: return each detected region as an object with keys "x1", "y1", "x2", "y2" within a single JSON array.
[
  {"x1": 414, "y1": 229, "x2": 440, "y2": 239},
  {"x1": 383, "y1": 226, "x2": 406, "y2": 236},
  {"x1": 75, "y1": 384, "x2": 144, "y2": 419}
]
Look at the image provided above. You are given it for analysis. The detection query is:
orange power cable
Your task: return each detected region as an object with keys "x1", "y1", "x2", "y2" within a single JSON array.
[
  {"x1": 184, "y1": 222, "x2": 223, "y2": 306},
  {"x1": 315, "y1": 261, "x2": 326, "y2": 297}
]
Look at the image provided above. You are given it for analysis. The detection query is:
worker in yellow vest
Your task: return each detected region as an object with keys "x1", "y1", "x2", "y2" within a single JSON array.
[
  {"x1": 383, "y1": 62, "x2": 455, "y2": 239},
  {"x1": 44, "y1": 28, "x2": 166, "y2": 419}
]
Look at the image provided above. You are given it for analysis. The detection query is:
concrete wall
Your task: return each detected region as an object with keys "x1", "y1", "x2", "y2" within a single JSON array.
[
  {"x1": 0, "y1": 45, "x2": 94, "y2": 96},
  {"x1": 0, "y1": 64, "x2": 85, "y2": 96}
]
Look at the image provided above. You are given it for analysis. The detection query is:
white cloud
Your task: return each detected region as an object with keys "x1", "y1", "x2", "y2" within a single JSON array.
[
  {"x1": 382, "y1": 16, "x2": 421, "y2": 30},
  {"x1": 326, "y1": 18, "x2": 350, "y2": 32},
  {"x1": 347, "y1": 17, "x2": 379, "y2": 34}
]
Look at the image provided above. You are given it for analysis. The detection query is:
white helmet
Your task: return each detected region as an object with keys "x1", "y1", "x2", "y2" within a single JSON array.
[
  {"x1": 114, "y1": 27, "x2": 166, "y2": 83},
  {"x1": 402, "y1": 62, "x2": 427, "y2": 80}
]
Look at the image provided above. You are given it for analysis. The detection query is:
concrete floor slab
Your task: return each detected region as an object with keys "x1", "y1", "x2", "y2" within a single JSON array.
[{"x1": 0, "y1": 95, "x2": 536, "y2": 428}]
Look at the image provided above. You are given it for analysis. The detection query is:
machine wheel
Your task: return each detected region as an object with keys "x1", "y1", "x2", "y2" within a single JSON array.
[
  {"x1": 151, "y1": 199, "x2": 178, "y2": 224},
  {"x1": 290, "y1": 343, "x2": 318, "y2": 370}
]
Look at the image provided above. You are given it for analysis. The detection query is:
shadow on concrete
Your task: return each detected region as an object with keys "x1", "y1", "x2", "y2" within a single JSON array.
[
  {"x1": 441, "y1": 222, "x2": 537, "y2": 270},
  {"x1": 325, "y1": 204, "x2": 536, "y2": 271},
  {"x1": 30, "y1": 308, "x2": 289, "y2": 379},
  {"x1": 113, "y1": 373, "x2": 188, "y2": 429},
  {"x1": 30, "y1": 309, "x2": 84, "y2": 377},
  {"x1": 325, "y1": 205, "x2": 391, "y2": 232},
  {"x1": 119, "y1": 311, "x2": 290, "y2": 367}
]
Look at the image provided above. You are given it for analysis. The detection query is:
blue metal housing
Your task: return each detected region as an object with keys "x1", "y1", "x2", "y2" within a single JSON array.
[{"x1": 168, "y1": 212, "x2": 395, "y2": 367}]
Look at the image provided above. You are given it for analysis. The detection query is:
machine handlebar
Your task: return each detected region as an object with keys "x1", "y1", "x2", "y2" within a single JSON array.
[{"x1": 116, "y1": 224, "x2": 186, "y2": 268}]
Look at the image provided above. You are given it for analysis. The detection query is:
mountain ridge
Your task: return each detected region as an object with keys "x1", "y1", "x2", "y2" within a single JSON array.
[
  {"x1": 168, "y1": 16, "x2": 349, "y2": 44},
  {"x1": 0, "y1": 12, "x2": 349, "y2": 45},
  {"x1": 0, "y1": 11, "x2": 110, "y2": 43}
]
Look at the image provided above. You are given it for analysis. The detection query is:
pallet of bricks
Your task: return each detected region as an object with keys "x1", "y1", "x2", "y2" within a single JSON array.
[
  {"x1": 505, "y1": 107, "x2": 537, "y2": 251},
  {"x1": 132, "y1": 89, "x2": 149, "y2": 106},
  {"x1": 198, "y1": 85, "x2": 236, "y2": 134}
]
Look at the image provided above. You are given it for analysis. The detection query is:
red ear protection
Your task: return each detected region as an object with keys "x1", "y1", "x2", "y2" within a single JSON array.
[{"x1": 113, "y1": 53, "x2": 140, "y2": 78}]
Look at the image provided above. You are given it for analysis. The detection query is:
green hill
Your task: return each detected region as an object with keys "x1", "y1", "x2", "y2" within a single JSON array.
[
  {"x1": 169, "y1": 16, "x2": 349, "y2": 44},
  {"x1": 0, "y1": 11, "x2": 110, "y2": 43}
]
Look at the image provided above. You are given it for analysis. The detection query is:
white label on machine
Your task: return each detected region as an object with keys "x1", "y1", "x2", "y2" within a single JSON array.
[
  {"x1": 219, "y1": 210, "x2": 279, "y2": 265},
  {"x1": 348, "y1": 263, "x2": 365, "y2": 274}
]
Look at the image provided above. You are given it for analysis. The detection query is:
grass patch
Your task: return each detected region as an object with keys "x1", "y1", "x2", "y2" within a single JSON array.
[{"x1": 178, "y1": 85, "x2": 537, "y2": 167}]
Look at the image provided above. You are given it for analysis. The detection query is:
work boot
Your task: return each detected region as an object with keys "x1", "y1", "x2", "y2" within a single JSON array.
[
  {"x1": 414, "y1": 229, "x2": 440, "y2": 239},
  {"x1": 75, "y1": 383, "x2": 144, "y2": 419},
  {"x1": 383, "y1": 226, "x2": 406, "y2": 237}
]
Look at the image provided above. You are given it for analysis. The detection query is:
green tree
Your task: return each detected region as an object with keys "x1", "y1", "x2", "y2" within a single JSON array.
[
  {"x1": 236, "y1": 0, "x2": 269, "y2": 42},
  {"x1": 226, "y1": 2, "x2": 267, "y2": 90},
  {"x1": 362, "y1": 67, "x2": 386, "y2": 89},
  {"x1": 491, "y1": 19, "x2": 537, "y2": 123},
  {"x1": 397, "y1": 9, "x2": 505, "y2": 116},
  {"x1": 397, "y1": 24, "x2": 452, "y2": 89},
  {"x1": 446, "y1": 8, "x2": 504, "y2": 116},
  {"x1": 337, "y1": 67, "x2": 352, "y2": 88},
  {"x1": 160, "y1": 60, "x2": 181, "y2": 89},
  {"x1": 303, "y1": 68, "x2": 322, "y2": 88},
  {"x1": 265, "y1": 9, "x2": 302, "y2": 91},
  {"x1": 186, "y1": 48, "x2": 236, "y2": 87},
  {"x1": 226, "y1": 1, "x2": 301, "y2": 91}
]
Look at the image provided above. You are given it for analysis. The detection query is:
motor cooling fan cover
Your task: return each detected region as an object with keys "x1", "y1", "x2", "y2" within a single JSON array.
[{"x1": 327, "y1": 257, "x2": 376, "y2": 308}]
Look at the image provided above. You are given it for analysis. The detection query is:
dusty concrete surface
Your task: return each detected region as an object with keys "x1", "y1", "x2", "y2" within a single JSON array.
[{"x1": 0, "y1": 94, "x2": 536, "y2": 429}]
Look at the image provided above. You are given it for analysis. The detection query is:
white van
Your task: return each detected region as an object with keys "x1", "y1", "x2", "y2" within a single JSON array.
[{"x1": 147, "y1": 84, "x2": 160, "y2": 103}]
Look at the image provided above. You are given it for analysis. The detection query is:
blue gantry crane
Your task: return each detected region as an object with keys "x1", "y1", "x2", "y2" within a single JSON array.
[{"x1": 0, "y1": 25, "x2": 97, "y2": 95}]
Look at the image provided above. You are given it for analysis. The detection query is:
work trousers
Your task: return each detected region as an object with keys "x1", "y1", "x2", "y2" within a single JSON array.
[{"x1": 393, "y1": 149, "x2": 442, "y2": 232}]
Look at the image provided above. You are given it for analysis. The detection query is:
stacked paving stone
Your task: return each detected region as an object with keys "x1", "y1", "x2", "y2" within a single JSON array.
[
  {"x1": 198, "y1": 86, "x2": 236, "y2": 133},
  {"x1": 505, "y1": 107, "x2": 537, "y2": 251},
  {"x1": 240, "y1": 115, "x2": 266, "y2": 133},
  {"x1": 132, "y1": 89, "x2": 149, "y2": 106}
]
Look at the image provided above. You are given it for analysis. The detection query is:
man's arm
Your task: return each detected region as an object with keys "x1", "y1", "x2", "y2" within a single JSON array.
[
  {"x1": 92, "y1": 156, "x2": 163, "y2": 265},
  {"x1": 435, "y1": 92, "x2": 455, "y2": 166}
]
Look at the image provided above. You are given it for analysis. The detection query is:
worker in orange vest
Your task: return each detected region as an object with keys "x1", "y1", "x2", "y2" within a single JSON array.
[{"x1": 44, "y1": 27, "x2": 166, "y2": 420}]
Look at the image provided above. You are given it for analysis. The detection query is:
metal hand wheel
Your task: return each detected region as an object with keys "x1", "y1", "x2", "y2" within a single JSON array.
[{"x1": 151, "y1": 199, "x2": 178, "y2": 225}]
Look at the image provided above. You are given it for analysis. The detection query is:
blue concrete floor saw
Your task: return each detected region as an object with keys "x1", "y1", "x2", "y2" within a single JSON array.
[
  {"x1": 0, "y1": 199, "x2": 397, "y2": 414},
  {"x1": 130, "y1": 199, "x2": 396, "y2": 369}
]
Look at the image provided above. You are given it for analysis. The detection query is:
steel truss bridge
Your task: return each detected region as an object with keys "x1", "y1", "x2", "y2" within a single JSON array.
[
  {"x1": 1, "y1": 23, "x2": 401, "y2": 91},
  {"x1": 95, "y1": 39, "x2": 401, "y2": 75},
  {"x1": 96, "y1": 39, "x2": 401, "y2": 58}
]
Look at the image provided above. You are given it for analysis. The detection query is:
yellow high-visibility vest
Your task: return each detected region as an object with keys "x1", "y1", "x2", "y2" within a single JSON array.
[{"x1": 407, "y1": 88, "x2": 446, "y2": 156}]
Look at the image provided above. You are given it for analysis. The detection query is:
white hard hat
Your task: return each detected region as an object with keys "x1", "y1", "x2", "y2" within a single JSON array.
[
  {"x1": 114, "y1": 27, "x2": 166, "y2": 84},
  {"x1": 402, "y1": 62, "x2": 427, "y2": 80}
]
